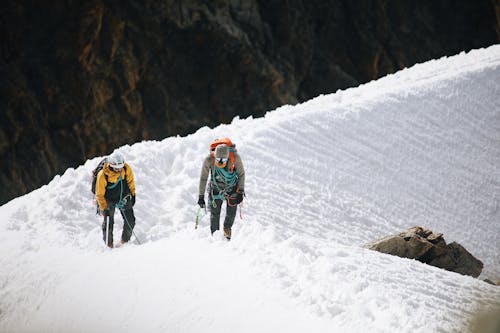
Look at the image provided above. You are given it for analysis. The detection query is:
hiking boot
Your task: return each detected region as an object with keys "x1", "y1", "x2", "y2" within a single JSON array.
[{"x1": 223, "y1": 228, "x2": 231, "y2": 240}]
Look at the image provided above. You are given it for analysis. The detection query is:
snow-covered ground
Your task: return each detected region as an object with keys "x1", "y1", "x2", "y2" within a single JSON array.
[{"x1": 1, "y1": 45, "x2": 500, "y2": 333}]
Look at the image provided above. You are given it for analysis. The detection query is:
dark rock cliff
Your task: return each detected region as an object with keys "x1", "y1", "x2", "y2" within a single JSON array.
[{"x1": 1, "y1": 0, "x2": 498, "y2": 204}]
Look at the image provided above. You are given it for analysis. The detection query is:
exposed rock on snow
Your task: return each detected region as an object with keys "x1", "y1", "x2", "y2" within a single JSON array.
[{"x1": 364, "y1": 226, "x2": 483, "y2": 277}]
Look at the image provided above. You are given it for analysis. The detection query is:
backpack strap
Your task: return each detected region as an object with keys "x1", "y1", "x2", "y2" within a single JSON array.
[{"x1": 227, "y1": 147, "x2": 236, "y2": 172}]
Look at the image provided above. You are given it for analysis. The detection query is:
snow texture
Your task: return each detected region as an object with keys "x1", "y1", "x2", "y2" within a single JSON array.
[{"x1": 1, "y1": 45, "x2": 500, "y2": 333}]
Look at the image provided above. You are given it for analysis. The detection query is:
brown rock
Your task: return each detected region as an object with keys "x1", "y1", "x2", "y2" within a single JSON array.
[
  {"x1": 365, "y1": 232, "x2": 433, "y2": 259},
  {"x1": 427, "y1": 233, "x2": 443, "y2": 243},
  {"x1": 365, "y1": 227, "x2": 483, "y2": 277}
]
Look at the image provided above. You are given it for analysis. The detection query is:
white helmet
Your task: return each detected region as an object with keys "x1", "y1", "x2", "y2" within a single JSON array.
[{"x1": 108, "y1": 152, "x2": 125, "y2": 169}]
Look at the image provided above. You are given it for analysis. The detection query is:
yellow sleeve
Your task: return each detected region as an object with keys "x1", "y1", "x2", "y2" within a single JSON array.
[
  {"x1": 95, "y1": 170, "x2": 108, "y2": 211},
  {"x1": 125, "y1": 164, "x2": 135, "y2": 196}
]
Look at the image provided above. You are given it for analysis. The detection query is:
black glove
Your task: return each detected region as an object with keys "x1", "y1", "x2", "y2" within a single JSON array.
[
  {"x1": 198, "y1": 195, "x2": 205, "y2": 208},
  {"x1": 236, "y1": 190, "x2": 244, "y2": 204},
  {"x1": 100, "y1": 208, "x2": 110, "y2": 216},
  {"x1": 131, "y1": 195, "x2": 136, "y2": 206}
]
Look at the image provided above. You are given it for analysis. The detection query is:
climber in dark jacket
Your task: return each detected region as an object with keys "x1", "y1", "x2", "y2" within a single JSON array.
[{"x1": 198, "y1": 142, "x2": 245, "y2": 240}]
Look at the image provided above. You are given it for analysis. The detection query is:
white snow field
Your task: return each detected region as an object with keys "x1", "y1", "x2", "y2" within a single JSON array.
[{"x1": 1, "y1": 45, "x2": 500, "y2": 333}]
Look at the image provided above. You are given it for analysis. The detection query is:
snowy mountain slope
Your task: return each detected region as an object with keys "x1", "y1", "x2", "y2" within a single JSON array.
[{"x1": 1, "y1": 45, "x2": 500, "y2": 333}]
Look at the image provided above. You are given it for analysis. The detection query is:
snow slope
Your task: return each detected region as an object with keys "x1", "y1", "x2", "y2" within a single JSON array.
[{"x1": 1, "y1": 45, "x2": 500, "y2": 333}]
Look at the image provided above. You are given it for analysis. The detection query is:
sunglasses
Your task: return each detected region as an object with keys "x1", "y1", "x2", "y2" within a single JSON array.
[{"x1": 215, "y1": 157, "x2": 228, "y2": 168}]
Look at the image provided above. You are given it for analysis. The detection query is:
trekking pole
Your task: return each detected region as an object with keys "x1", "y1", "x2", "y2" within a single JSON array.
[{"x1": 105, "y1": 215, "x2": 110, "y2": 247}]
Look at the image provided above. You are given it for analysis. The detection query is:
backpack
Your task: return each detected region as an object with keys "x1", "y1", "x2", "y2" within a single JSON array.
[
  {"x1": 91, "y1": 158, "x2": 108, "y2": 194},
  {"x1": 210, "y1": 138, "x2": 236, "y2": 172}
]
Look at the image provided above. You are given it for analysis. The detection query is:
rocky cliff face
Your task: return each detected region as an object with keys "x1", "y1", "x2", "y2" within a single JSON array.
[{"x1": 1, "y1": 0, "x2": 498, "y2": 204}]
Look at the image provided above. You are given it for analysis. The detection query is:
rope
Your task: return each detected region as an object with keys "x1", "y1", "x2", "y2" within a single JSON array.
[
  {"x1": 111, "y1": 170, "x2": 141, "y2": 245},
  {"x1": 210, "y1": 164, "x2": 238, "y2": 207},
  {"x1": 106, "y1": 174, "x2": 122, "y2": 190},
  {"x1": 119, "y1": 205, "x2": 141, "y2": 245}
]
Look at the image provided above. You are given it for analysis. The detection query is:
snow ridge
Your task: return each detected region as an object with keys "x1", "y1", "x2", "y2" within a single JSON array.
[{"x1": 1, "y1": 45, "x2": 500, "y2": 333}]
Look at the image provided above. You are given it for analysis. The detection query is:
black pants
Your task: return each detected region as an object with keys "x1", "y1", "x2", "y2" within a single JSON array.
[
  {"x1": 210, "y1": 198, "x2": 237, "y2": 234},
  {"x1": 102, "y1": 205, "x2": 136, "y2": 246}
]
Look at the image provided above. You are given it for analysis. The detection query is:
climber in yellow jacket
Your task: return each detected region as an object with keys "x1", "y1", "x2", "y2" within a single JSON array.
[{"x1": 95, "y1": 152, "x2": 136, "y2": 247}]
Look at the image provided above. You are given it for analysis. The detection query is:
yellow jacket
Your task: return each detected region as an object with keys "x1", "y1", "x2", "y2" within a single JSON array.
[{"x1": 95, "y1": 163, "x2": 135, "y2": 210}]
